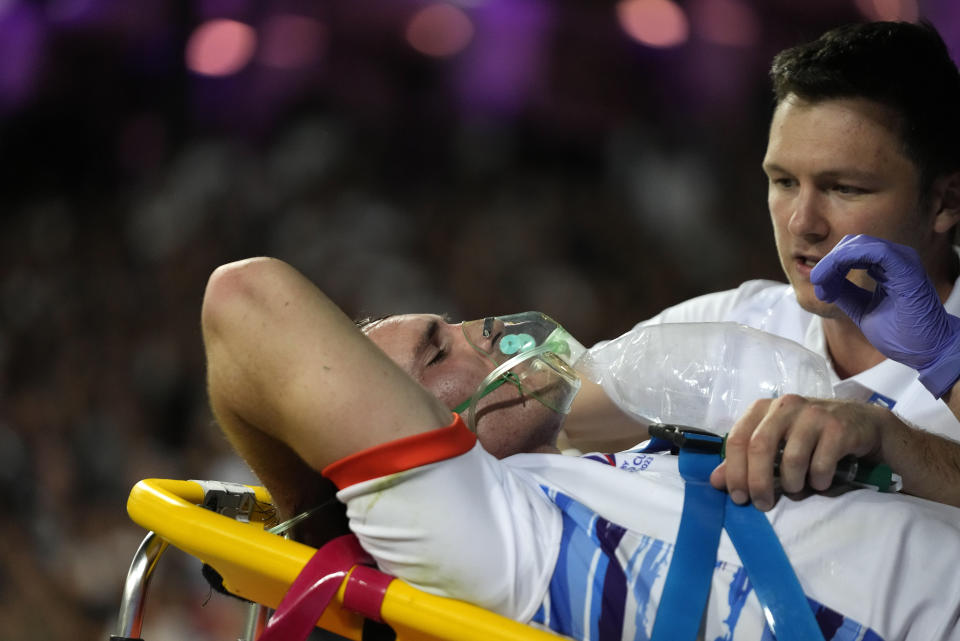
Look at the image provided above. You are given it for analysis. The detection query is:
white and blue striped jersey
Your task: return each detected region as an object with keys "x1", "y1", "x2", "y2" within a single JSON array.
[
  {"x1": 330, "y1": 417, "x2": 960, "y2": 641},
  {"x1": 532, "y1": 453, "x2": 882, "y2": 641}
]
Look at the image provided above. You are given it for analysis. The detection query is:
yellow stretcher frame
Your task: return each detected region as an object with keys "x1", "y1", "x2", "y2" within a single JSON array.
[{"x1": 115, "y1": 478, "x2": 567, "y2": 641}]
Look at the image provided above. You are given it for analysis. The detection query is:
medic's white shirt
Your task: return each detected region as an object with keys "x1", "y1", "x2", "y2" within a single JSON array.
[
  {"x1": 324, "y1": 416, "x2": 960, "y2": 641},
  {"x1": 638, "y1": 272, "x2": 960, "y2": 441}
]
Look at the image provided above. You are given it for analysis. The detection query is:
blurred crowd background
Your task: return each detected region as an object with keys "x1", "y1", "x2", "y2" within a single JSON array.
[{"x1": 1, "y1": 0, "x2": 956, "y2": 638}]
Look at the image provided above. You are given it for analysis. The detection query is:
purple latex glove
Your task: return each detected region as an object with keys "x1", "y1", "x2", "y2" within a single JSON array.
[{"x1": 810, "y1": 234, "x2": 960, "y2": 398}]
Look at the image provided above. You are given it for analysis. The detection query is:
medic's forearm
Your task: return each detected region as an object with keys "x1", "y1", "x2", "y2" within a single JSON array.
[
  {"x1": 563, "y1": 380, "x2": 648, "y2": 453},
  {"x1": 877, "y1": 416, "x2": 960, "y2": 508}
]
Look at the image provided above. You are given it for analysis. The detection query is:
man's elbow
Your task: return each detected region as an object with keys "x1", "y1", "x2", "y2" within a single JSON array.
[{"x1": 201, "y1": 257, "x2": 287, "y2": 338}]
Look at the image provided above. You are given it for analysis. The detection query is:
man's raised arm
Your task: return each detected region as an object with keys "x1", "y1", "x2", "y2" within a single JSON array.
[{"x1": 201, "y1": 257, "x2": 452, "y2": 515}]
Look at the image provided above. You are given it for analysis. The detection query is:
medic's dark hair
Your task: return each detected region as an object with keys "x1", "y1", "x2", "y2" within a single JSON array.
[{"x1": 770, "y1": 21, "x2": 960, "y2": 191}]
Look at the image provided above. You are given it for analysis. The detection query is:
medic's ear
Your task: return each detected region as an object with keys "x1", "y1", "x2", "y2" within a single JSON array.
[{"x1": 932, "y1": 170, "x2": 960, "y2": 235}]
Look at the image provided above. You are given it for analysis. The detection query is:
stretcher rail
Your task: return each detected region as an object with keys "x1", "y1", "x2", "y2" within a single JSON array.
[{"x1": 117, "y1": 478, "x2": 567, "y2": 641}]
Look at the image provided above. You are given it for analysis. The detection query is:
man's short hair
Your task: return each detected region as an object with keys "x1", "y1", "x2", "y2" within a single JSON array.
[
  {"x1": 356, "y1": 315, "x2": 391, "y2": 333},
  {"x1": 770, "y1": 21, "x2": 960, "y2": 192}
]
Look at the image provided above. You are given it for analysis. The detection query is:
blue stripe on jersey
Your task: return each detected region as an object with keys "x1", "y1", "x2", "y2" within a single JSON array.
[
  {"x1": 541, "y1": 488, "x2": 607, "y2": 639},
  {"x1": 816, "y1": 600, "x2": 845, "y2": 639},
  {"x1": 533, "y1": 598, "x2": 546, "y2": 628},
  {"x1": 712, "y1": 564, "x2": 751, "y2": 641},
  {"x1": 627, "y1": 536, "x2": 669, "y2": 639},
  {"x1": 532, "y1": 486, "x2": 887, "y2": 641},
  {"x1": 812, "y1": 598, "x2": 882, "y2": 641},
  {"x1": 596, "y1": 517, "x2": 627, "y2": 641}
]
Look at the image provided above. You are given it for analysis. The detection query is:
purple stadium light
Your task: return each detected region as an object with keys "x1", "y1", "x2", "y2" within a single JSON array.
[{"x1": 0, "y1": 3, "x2": 45, "y2": 113}]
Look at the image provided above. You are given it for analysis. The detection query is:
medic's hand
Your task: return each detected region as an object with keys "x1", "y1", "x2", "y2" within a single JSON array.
[
  {"x1": 810, "y1": 234, "x2": 960, "y2": 398},
  {"x1": 709, "y1": 395, "x2": 885, "y2": 511}
]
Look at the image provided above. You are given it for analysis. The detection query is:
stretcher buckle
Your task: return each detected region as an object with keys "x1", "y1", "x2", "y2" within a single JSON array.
[{"x1": 648, "y1": 423, "x2": 723, "y2": 453}]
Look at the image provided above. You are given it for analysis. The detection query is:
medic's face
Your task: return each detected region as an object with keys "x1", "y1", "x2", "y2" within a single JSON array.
[
  {"x1": 363, "y1": 314, "x2": 563, "y2": 458},
  {"x1": 763, "y1": 95, "x2": 934, "y2": 318}
]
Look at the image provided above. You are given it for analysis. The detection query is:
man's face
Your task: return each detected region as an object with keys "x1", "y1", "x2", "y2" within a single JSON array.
[
  {"x1": 364, "y1": 314, "x2": 562, "y2": 457},
  {"x1": 763, "y1": 95, "x2": 933, "y2": 318}
]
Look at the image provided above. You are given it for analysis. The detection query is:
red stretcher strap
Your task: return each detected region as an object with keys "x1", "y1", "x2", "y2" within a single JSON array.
[
  {"x1": 343, "y1": 565, "x2": 394, "y2": 622},
  {"x1": 258, "y1": 534, "x2": 393, "y2": 640}
]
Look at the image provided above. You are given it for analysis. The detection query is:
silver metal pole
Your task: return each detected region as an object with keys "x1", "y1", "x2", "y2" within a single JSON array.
[
  {"x1": 113, "y1": 531, "x2": 169, "y2": 639},
  {"x1": 240, "y1": 602, "x2": 269, "y2": 641}
]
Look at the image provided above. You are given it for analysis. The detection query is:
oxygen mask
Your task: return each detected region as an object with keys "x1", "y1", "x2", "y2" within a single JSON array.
[{"x1": 453, "y1": 312, "x2": 586, "y2": 432}]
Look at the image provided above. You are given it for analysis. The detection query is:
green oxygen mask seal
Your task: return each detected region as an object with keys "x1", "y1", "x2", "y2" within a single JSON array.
[{"x1": 452, "y1": 312, "x2": 586, "y2": 432}]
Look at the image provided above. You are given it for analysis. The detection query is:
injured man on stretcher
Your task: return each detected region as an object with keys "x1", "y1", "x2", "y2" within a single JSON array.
[{"x1": 202, "y1": 242, "x2": 960, "y2": 641}]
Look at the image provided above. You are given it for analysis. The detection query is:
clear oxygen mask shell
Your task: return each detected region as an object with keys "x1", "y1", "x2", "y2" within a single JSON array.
[{"x1": 454, "y1": 312, "x2": 586, "y2": 432}]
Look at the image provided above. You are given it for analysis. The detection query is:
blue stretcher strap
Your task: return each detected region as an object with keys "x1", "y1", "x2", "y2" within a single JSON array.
[
  {"x1": 724, "y1": 498, "x2": 825, "y2": 641},
  {"x1": 650, "y1": 441, "x2": 725, "y2": 641},
  {"x1": 654, "y1": 435, "x2": 824, "y2": 641}
]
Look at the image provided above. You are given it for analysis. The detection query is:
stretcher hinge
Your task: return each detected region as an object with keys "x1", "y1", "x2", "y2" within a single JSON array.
[{"x1": 191, "y1": 479, "x2": 257, "y2": 522}]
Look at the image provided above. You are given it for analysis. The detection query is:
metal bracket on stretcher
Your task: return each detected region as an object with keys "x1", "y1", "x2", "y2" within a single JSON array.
[{"x1": 111, "y1": 478, "x2": 569, "y2": 641}]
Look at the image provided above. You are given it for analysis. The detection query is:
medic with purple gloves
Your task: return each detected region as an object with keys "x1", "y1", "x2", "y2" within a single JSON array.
[{"x1": 710, "y1": 234, "x2": 960, "y2": 511}]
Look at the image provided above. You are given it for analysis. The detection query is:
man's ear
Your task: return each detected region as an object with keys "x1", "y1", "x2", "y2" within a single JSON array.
[{"x1": 932, "y1": 170, "x2": 960, "y2": 234}]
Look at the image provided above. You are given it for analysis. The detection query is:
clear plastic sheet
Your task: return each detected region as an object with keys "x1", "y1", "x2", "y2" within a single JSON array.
[{"x1": 576, "y1": 322, "x2": 833, "y2": 435}]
